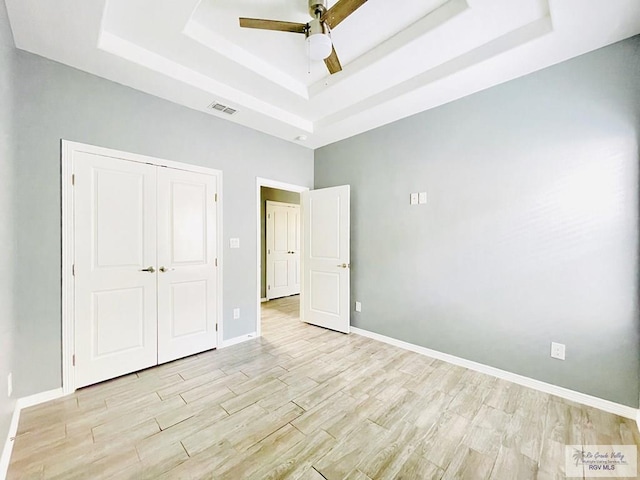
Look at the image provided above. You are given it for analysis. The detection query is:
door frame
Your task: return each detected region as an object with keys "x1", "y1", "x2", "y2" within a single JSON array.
[
  {"x1": 62, "y1": 140, "x2": 224, "y2": 394},
  {"x1": 255, "y1": 178, "x2": 309, "y2": 337},
  {"x1": 266, "y1": 200, "x2": 301, "y2": 301}
]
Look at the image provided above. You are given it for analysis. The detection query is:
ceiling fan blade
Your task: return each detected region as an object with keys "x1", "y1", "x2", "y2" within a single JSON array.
[
  {"x1": 321, "y1": 0, "x2": 368, "y2": 29},
  {"x1": 324, "y1": 45, "x2": 342, "y2": 74},
  {"x1": 239, "y1": 18, "x2": 307, "y2": 34}
]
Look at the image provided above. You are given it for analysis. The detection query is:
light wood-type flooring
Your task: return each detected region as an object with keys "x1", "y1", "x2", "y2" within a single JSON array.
[{"x1": 8, "y1": 295, "x2": 640, "y2": 479}]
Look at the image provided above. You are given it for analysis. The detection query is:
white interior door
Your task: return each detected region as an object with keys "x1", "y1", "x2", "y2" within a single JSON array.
[
  {"x1": 157, "y1": 168, "x2": 218, "y2": 364},
  {"x1": 74, "y1": 152, "x2": 158, "y2": 388},
  {"x1": 301, "y1": 185, "x2": 350, "y2": 333},
  {"x1": 266, "y1": 202, "x2": 300, "y2": 300}
]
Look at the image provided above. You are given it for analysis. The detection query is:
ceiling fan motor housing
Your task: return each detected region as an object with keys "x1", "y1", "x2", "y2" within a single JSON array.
[
  {"x1": 308, "y1": 0, "x2": 328, "y2": 18},
  {"x1": 306, "y1": 18, "x2": 329, "y2": 38}
]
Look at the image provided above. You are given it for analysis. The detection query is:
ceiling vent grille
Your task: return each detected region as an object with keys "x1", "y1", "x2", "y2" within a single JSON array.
[{"x1": 208, "y1": 102, "x2": 237, "y2": 115}]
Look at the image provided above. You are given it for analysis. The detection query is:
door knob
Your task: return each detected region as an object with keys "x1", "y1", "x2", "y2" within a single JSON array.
[
  {"x1": 159, "y1": 266, "x2": 175, "y2": 273},
  {"x1": 337, "y1": 263, "x2": 349, "y2": 269},
  {"x1": 140, "y1": 266, "x2": 155, "y2": 273}
]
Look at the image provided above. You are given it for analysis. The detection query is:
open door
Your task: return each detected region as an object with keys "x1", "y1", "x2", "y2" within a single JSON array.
[{"x1": 301, "y1": 185, "x2": 350, "y2": 333}]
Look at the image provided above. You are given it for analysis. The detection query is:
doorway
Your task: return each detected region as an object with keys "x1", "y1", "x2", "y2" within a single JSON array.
[
  {"x1": 256, "y1": 178, "x2": 308, "y2": 337},
  {"x1": 256, "y1": 179, "x2": 351, "y2": 337}
]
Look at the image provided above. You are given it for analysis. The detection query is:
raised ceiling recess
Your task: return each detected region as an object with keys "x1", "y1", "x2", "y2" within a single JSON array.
[{"x1": 5, "y1": 0, "x2": 640, "y2": 148}]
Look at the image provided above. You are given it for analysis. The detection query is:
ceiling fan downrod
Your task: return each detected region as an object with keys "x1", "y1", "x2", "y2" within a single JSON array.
[{"x1": 308, "y1": 0, "x2": 328, "y2": 18}]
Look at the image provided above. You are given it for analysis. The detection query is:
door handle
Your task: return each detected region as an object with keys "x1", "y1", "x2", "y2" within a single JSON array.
[
  {"x1": 159, "y1": 266, "x2": 175, "y2": 273},
  {"x1": 337, "y1": 263, "x2": 349, "y2": 269},
  {"x1": 140, "y1": 266, "x2": 155, "y2": 273}
]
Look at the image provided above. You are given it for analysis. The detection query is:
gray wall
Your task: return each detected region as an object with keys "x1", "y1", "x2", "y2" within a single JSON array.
[
  {"x1": 315, "y1": 36, "x2": 640, "y2": 407},
  {"x1": 12, "y1": 49, "x2": 313, "y2": 397},
  {"x1": 0, "y1": 0, "x2": 17, "y2": 448},
  {"x1": 260, "y1": 187, "x2": 300, "y2": 298}
]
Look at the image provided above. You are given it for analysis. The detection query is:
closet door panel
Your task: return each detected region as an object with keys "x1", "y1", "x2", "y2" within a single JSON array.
[
  {"x1": 74, "y1": 152, "x2": 158, "y2": 388},
  {"x1": 157, "y1": 168, "x2": 218, "y2": 363}
]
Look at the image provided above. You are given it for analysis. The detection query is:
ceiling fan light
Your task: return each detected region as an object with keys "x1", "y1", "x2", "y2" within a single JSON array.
[{"x1": 307, "y1": 33, "x2": 332, "y2": 61}]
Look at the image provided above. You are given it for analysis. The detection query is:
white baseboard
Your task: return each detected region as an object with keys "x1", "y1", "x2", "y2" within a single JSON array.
[
  {"x1": 0, "y1": 388, "x2": 64, "y2": 480},
  {"x1": 15, "y1": 388, "x2": 64, "y2": 410},
  {"x1": 260, "y1": 298, "x2": 267, "y2": 303},
  {"x1": 220, "y1": 332, "x2": 257, "y2": 349},
  {"x1": 351, "y1": 327, "x2": 639, "y2": 421}
]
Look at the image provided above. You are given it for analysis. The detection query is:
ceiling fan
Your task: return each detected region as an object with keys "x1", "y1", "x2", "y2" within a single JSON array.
[{"x1": 239, "y1": 0, "x2": 368, "y2": 74}]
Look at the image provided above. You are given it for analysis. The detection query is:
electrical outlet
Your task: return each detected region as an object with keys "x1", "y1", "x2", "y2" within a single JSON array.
[
  {"x1": 229, "y1": 238, "x2": 240, "y2": 249},
  {"x1": 355, "y1": 301, "x2": 361, "y2": 312},
  {"x1": 233, "y1": 308, "x2": 240, "y2": 320},
  {"x1": 418, "y1": 192, "x2": 427, "y2": 204},
  {"x1": 410, "y1": 193, "x2": 418, "y2": 205},
  {"x1": 7, "y1": 372, "x2": 12, "y2": 398},
  {"x1": 550, "y1": 342, "x2": 566, "y2": 360}
]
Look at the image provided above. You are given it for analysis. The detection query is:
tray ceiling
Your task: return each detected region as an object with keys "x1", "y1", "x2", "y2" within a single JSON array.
[{"x1": 6, "y1": 0, "x2": 640, "y2": 149}]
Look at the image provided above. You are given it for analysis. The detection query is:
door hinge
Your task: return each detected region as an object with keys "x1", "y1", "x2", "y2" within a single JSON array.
[
  {"x1": 72, "y1": 354, "x2": 75, "y2": 366},
  {"x1": 215, "y1": 324, "x2": 218, "y2": 332},
  {"x1": 215, "y1": 258, "x2": 218, "y2": 267},
  {"x1": 72, "y1": 264, "x2": 75, "y2": 276},
  {"x1": 71, "y1": 174, "x2": 75, "y2": 185},
  {"x1": 214, "y1": 193, "x2": 218, "y2": 202},
  {"x1": 268, "y1": 213, "x2": 270, "y2": 219},
  {"x1": 268, "y1": 285, "x2": 270, "y2": 290}
]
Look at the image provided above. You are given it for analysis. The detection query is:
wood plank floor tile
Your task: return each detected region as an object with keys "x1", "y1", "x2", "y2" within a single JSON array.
[
  {"x1": 314, "y1": 419, "x2": 388, "y2": 479},
  {"x1": 214, "y1": 423, "x2": 306, "y2": 479},
  {"x1": 489, "y1": 446, "x2": 539, "y2": 480},
  {"x1": 357, "y1": 421, "x2": 426, "y2": 480},
  {"x1": 394, "y1": 450, "x2": 444, "y2": 479},
  {"x1": 220, "y1": 377, "x2": 288, "y2": 414},
  {"x1": 7, "y1": 295, "x2": 638, "y2": 479},
  {"x1": 248, "y1": 429, "x2": 336, "y2": 480},
  {"x1": 92, "y1": 395, "x2": 183, "y2": 443},
  {"x1": 441, "y1": 444, "x2": 495, "y2": 480}
]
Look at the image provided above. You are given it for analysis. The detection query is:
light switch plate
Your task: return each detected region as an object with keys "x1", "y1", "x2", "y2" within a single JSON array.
[
  {"x1": 355, "y1": 301, "x2": 361, "y2": 312},
  {"x1": 233, "y1": 308, "x2": 240, "y2": 319},
  {"x1": 229, "y1": 238, "x2": 240, "y2": 249},
  {"x1": 418, "y1": 192, "x2": 427, "y2": 204},
  {"x1": 410, "y1": 193, "x2": 418, "y2": 205}
]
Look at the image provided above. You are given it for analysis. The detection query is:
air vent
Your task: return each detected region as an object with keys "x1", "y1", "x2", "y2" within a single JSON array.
[{"x1": 208, "y1": 102, "x2": 237, "y2": 115}]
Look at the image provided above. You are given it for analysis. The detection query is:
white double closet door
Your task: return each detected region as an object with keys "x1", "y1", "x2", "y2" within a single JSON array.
[{"x1": 74, "y1": 152, "x2": 218, "y2": 388}]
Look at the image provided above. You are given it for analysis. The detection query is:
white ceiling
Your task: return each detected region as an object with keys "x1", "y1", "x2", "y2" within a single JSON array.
[{"x1": 6, "y1": 0, "x2": 640, "y2": 149}]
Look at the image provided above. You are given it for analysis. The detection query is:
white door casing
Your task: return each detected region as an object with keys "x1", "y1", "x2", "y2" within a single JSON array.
[
  {"x1": 157, "y1": 168, "x2": 218, "y2": 364},
  {"x1": 301, "y1": 185, "x2": 351, "y2": 334},
  {"x1": 74, "y1": 152, "x2": 158, "y2": 388},
  {"x1": 266, "y1": 201, "x2": 300, "y2": 300}
]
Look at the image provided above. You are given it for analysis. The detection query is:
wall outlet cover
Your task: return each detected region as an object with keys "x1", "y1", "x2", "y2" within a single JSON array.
[
  {"x1": 418, "y1": 192, "x2": 427, "y2": 204},
  {"x1": 229, "y1": 238, "x2": 240, "y2": 249},
  {"x1": 550, "y1": 342, "x2": 566, "y2": 360},
  {"x1": 233, "y1": 308, "x2": 240, "y2": 320},
  {"x1": 355, "y1": 301, "x2": 362, "y2": 312},
  {"x1": 410, "y1": 193, "x2": 418, "y2": 205}
]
